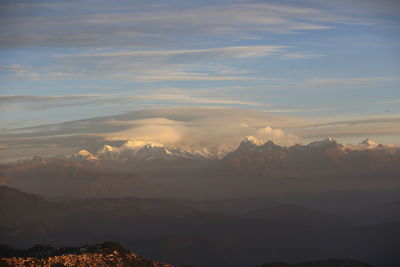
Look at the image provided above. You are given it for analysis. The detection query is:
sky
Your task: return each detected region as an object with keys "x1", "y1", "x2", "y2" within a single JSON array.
[{"x1": 0, "y1": 0, "x2": 400, "y2": 161}]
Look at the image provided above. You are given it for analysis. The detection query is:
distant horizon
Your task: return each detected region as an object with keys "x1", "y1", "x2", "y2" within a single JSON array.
[
  {"x1": 1, "y1": 105, "x2": 400, "y2": 163},
  {"x1": 1, "y1": 129, "x2": 397, "y2": 164}
]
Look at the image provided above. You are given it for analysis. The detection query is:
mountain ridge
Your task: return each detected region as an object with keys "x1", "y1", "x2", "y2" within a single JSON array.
[
  {"x1": 1, "y1": 186, "x2": 398, "y2": 267},
  {"x1": 12, "y1": 137, "x2": 399, "y2": 165}
]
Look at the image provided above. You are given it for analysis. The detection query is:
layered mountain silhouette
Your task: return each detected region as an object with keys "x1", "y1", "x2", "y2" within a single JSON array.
[
  {"x1": 0, "y1": 242, "x2": 374, "y2": 267},
  {"x1": 6, "y1": 136, "x2": 396, "y2": 166},
  {"x1": 223, "y1": 137, "x2": 400, "y2": 175},
  {"x1": 1, "y1": 186, "x2": 399, "y2": 267},
  {"x1": 0, "y1": 137, "x2": 399, "y2": 266}
]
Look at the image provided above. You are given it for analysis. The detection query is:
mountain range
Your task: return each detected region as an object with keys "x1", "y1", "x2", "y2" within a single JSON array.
[
  {"x1": 0, "y1": 241, "x2": 375, "y2": 267},
  {"x1": 0, "y1": 186, "x2": 399, "y2": 267},
  {"x1": 0, "y1": 137, "x2": 399, "y2": 199},
  {"x1": 74, "y1": 139, "x2": 216, "y2": 162},
  {"x1": 68, "y1": 137, "x2": 399, "y2": 164},
  {"x1": 4, "y1": 136, "x2": 399, "y2": 174},
  {"x1": 0, "y1": 137, "x2": 399, "y2": 266}
]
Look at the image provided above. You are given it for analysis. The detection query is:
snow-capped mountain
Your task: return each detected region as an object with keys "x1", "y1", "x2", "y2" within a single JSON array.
[
  {"x1": 307, "y1": 137, "x2": 339, "y2": 148},
  {"x1": 223, "y1": 136, "x2": 400, "y2": 175},
  {"x1": 344, "y1": 138, "x2": 398, "y2": 151},
  {"x1": 72, "y1": 136, "x2": 399, "y2": 164},
  {"x1": 360, "y1": 138, "x2": 377, "y2": 147},
  {"x1": 2, "y1": 136, "x2": 399, "y2": 198},
  {"x1": 74, "y1": 140, "x2": 215, "y2": 162}
]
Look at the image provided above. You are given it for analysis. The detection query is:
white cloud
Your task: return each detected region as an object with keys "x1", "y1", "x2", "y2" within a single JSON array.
[
  {"x1": 2, "y1": 107, "x2": 400, "y2": 161},
  {"x1": 100, "y1": 108, "x2": 300, "y2": 155},
  {"x1": 1, "y1": 107, "x2": 302, "y2": 159}
]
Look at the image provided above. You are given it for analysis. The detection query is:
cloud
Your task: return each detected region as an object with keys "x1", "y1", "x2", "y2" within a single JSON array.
[
  {"x1": 2, "y1": 107, "x2": 400, "y2": 161},
  {"x1": 123, "y1": 74, "x2": 265, "y2": 82},
  {"x1": 0, "y1": 64, "x2": 86, "y2": 81},
  {"x1": 253, "y1": 126, "x2": 297, "y2": 144},
  {"x1": 6, "y1": 45, "x2": 283, "y2": 82},
  {"x1": 266, "y1": 107, "x2": 331, "y2": 113},
  {"x1": 0, "y1": 94, "x2": 106, "y2": 104},
  {"x1": 374, "y1": 99, "x2": 400, "y2": 105},
  {"x1": 74, "y1": 46, "x2": 286, "y2": 59},
  {"x1": 299, "y1": 116, "x2": 400, "y2": 128},
  {"x1": 53, "y1": 45, "x2": 285, "y2": 82},
  {"x1": 0, "y1": 107, "x2": 302, "y2": 159},
  {"x1": 282, "y1": 53, "x2": 324, "y2": 59},
  {"x1": 291, "y1": 115, "x2": 400, "y2": 140},
  {"x1": 0, "y1": 0, "x2": 367, "y2": 48},
  {"x1": 303, "y1": 77, "x2": 400, "y2": 87},
  {"x1": 0, "y1": 90, "x2": 267, "y2": 113},
  {"x1": 0, "y1": 94, "x2": 113, "y2": 111},
  {"x1": 132, "y1": 93, "x2": 265, "y2": 106},
  {"x1": 100, "y1": 109, "x2": 300, "y2": 156}
]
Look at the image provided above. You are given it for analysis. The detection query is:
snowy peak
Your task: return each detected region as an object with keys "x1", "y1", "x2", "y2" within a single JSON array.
[
  {"x1": 243, "y1": 136, "x2": 264, "y2": 145},
  {"x1": 135, "y1": 144, "x2": 173, "y2": 160},
  {"x1": 77, "y1": 150, "x2": 91, "y2": 156},
  {"x1": 101, "y1": 145, "x2": 114, "y2": 153},
  {"x1": 238, "y1": 136, "x2": 264, "y2": 151},
  {"x1": 122, "y1": 140, "x2": 164, "y2": 149},
  {"x1": 118, "y1": 140, "x2": 165, "y2": 154},
  {"x1": 360, "y1": 138, "x2": 377, "y2": 146},
  {"x1": 72, "y1": 137, "x2": 398, "y2": 163},
  {"x1": 75, "y1": 150, "x2": 98, "y2": 161},
  {"x1": 307, "y1": 137, "x2": 338, "y2": 148},
  {"x1": 75, "y1": 140, "x2": 215, "y2": 162},
  {"x1": 262, "y1": 140, "x2": 279, "y2": 147}
]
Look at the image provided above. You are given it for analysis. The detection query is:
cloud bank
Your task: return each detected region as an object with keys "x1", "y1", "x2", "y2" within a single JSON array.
[
  {"x1": 1, "y1": 106, "x2": 400, "y2": 162},
  {"x1": 0, "y1": 107, "x2": 301, "y2": 161}
]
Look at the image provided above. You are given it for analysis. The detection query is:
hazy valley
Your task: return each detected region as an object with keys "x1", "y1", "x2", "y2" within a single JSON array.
[{"x1": 1, "y1": 138, "x2": 399, "y2": 266}]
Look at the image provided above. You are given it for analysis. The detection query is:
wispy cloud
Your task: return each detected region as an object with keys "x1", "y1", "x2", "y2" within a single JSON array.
[
  {"x1": 374, "y1": 99, "x2": 400, "y2": 105},
  {"x1": 9, "y1": 45, "x2": 285, "y2": 82},
  {"x1": 0, "y1": 1, "x2": 365, "y2": 48},
  {"x1": 0, "y1": 90, "x2": 267, "y2": 112},
  {"x1": 0, "y1": 107, "x2": 302, "y2": 159},
  {"x1": 299, "y1": 116, "x2": 400, "y2": 128},
  {"x1": 290, "y1": 115, "x2": 400, "y2": 141},
  {"x1": 282, "y1": 53, "x2": 325, "y2": 59},
  {"x1": 122, "y1": 74, "x2": 268, "y2": 82},
  {"x1": 0, "y1": 94, "x2": 107, "y2": 104},
  {"x1": 296, "y1": 76, "x2": 400, "y2": 89},
  {"x1": 2, "y1": 106, "x2": 400, "y2": 162},
  {"x1": 0, "y1": 94, "x2": 112, "y2": 111},
  {"x1": 267, "y1": 107, "x2": 331, "y2": 113},
  {"x1": 132, "y1": 93, "x2": 265, "y2": 107},
  {"x1": 73, "y1": 46, "x2": 286, "y2": 59}
]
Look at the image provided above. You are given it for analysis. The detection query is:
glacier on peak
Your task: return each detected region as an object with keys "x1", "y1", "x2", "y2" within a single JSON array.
[
  {"x1": 77, "y1": 150, "x2": 92, "y2": 156},
  {"x1": 101, "y1": 144, "x2": 114, "y2": 153},
  {"x1": 360, "y1": 138, "x2": 377, "y2": 146},
  {"x1": 71, "y1": 137, "x2": 397, "y2": 163},
  {"x1": 75, "y1": 150, "x2": 98, "y2": 161},
  {"x1": 242, "y1": 136, "x2": 265, "y2": 146},
  {"x1": 307, "y1": 137, "x2": 338, "y2": 148},
  {"x1": 75, "y1": 140, "x2": 216, "y2": 161},
  {"x1": 122, "y1": 140, "x2": 164, "y2": 149}
]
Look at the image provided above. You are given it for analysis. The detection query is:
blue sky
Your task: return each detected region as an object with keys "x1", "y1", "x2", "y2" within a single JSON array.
[{"x1": 0, "y1": 0, "x2": 400, "y2": 159}]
